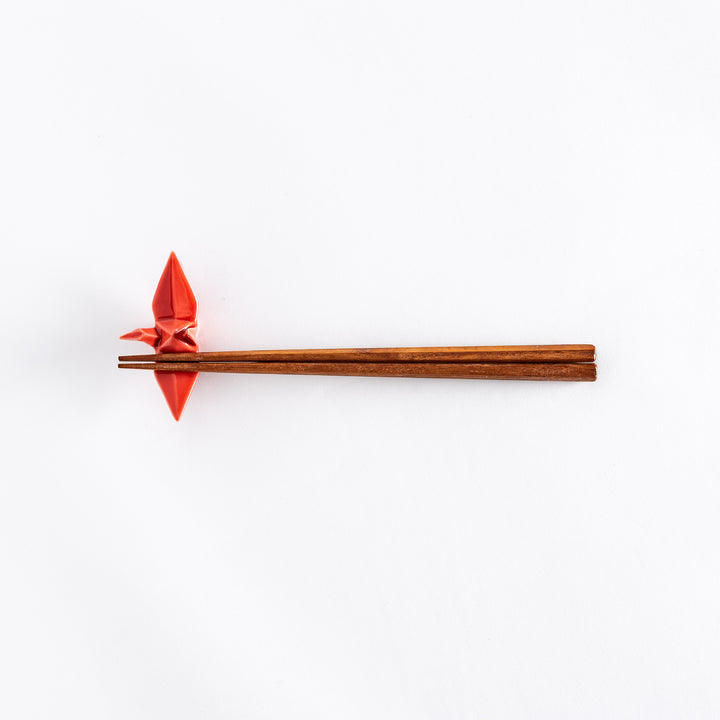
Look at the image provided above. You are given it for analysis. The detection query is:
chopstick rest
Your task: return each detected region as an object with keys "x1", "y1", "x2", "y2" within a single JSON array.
[
  {"x1": 119, "y1": 253, "x2": 597, "y2": 420},
  {"x1": 120, "y1": 252, "x2": 200, "y2": 420}
]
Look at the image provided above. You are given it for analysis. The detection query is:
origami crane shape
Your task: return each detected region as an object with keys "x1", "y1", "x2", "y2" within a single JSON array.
[{"x1": 120, "y1": 252, "x2": 199, "y2": 420}]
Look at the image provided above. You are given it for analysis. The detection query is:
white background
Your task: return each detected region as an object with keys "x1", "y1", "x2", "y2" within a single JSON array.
[{"x1": 1, "y1": 2, "x2": 719, "y2": 718}]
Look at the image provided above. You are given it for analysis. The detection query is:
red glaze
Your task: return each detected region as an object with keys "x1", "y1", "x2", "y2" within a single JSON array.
[{"x1": 121, "y1": 252, "x2": 199, "y2": 420}]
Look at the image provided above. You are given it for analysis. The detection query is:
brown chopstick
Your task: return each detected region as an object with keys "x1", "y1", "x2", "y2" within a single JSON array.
[
  {"x1": 119, "y1": 344, "x2": 596, "y2": 364},
  {"x1": 118, "y1": 361, "x2": 597, "y2": 381}
]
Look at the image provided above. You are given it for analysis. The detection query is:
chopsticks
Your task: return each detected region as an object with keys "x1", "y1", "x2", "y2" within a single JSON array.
[
  {"x1": 118, "y1": 344, "x2": 597, "y2": 381},
  {"x1": 119, "y1": 344, "x2": 595, "y2": 364}
]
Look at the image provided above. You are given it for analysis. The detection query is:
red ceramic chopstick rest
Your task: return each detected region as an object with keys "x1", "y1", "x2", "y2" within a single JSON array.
[{"x1": 120, "y1": 252, "x2": 199, "y2": 420}]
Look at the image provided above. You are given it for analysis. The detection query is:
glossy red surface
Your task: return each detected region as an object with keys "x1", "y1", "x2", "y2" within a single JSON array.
[{"x1": 121, "y1": 252, "x2": 199, "y2": 420}]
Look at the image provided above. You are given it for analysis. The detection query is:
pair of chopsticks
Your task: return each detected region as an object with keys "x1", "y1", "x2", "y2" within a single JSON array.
[{"x1": 118, "y1": 344, "x2": 597, "y2": 381}]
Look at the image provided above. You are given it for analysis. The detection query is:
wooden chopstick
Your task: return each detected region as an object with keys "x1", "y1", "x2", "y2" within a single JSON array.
[
  {"x1": 119, "y1": 344, "x2": 596, "y2": 364},
  {"x1": 118, "y1": 361, "x2": 597, "y2": 381}
]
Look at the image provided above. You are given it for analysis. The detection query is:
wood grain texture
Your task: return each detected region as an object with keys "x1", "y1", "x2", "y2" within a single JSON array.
[
  {"x1": 118, "y1": 361, "x2": 597, "y2": 381},
  {"x1": 119, "y1": 344, "x2": 596, "y2": 364}
]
